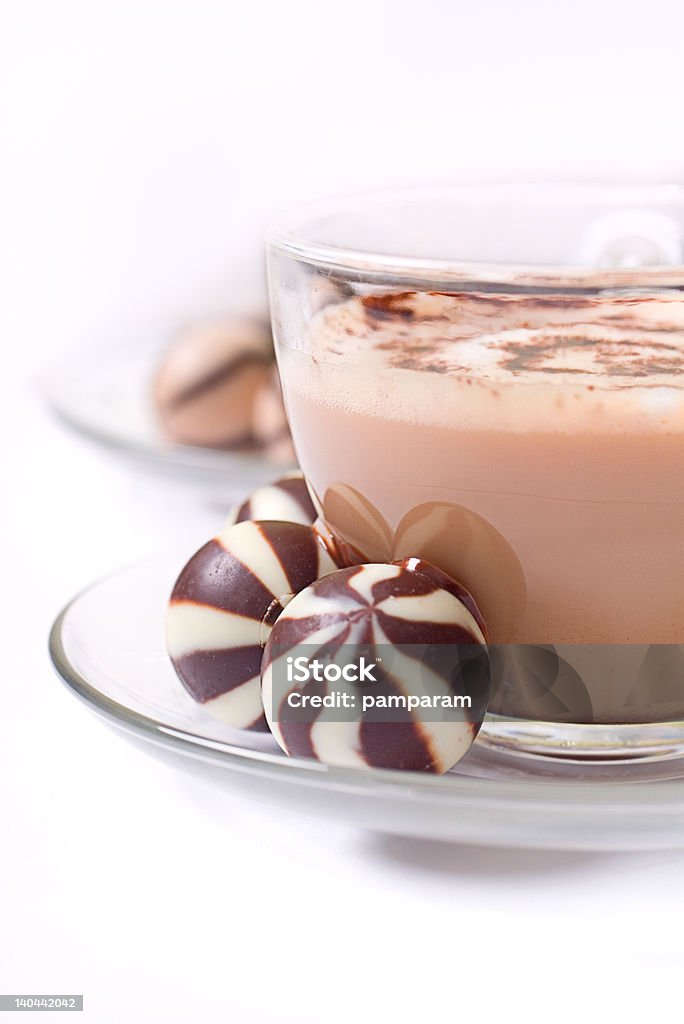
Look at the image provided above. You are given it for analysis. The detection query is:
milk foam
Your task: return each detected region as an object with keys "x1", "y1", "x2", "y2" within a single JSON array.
[{"x1": 288, "y1": 291, "x2": 684, "y2": 434}]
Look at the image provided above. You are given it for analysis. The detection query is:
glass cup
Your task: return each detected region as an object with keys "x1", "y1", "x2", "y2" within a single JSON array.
[{"x1": 266, "y1": 185, "x2": 684, "y2": 762}]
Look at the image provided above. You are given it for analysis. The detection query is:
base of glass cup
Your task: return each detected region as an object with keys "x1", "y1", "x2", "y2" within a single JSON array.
[{"x1": 478, "y1": 715, "x2": 684, "y2": 763}]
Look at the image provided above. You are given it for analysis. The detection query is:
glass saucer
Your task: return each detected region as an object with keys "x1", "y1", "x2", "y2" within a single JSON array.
[
  {"x1": 48, "y1": 548, "x2": 684, "y2": 851},
  {"x1": 41, "y1": 336, "x2": 294, "y2": 487}
]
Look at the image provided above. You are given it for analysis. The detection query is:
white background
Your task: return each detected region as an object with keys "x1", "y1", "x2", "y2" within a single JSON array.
[{"x1": 2, "y1": 1, "x2": 684, "y2": 1020}]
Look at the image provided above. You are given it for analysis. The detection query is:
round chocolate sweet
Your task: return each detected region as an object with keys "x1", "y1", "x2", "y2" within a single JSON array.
[
  {"x1": 154, "y1": 317, "x2": 273, "y2": 449},
  {"x1": 393, "y1": 556, "x2": 488, "y2": 640},
  {"x1": 262, "y1": 562, "x2": 490, "y2": 773},
  {"x1": 226, "y1": 473, "x2": 316, "y2": 529},
  {"x1": 166, "y1": 520, "x2": 339, "y2": 730}
]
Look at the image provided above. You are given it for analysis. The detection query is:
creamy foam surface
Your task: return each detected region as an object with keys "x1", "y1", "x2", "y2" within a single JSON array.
[{"x1": 292, "y1": 290, "x2": 684, "y2": 434}]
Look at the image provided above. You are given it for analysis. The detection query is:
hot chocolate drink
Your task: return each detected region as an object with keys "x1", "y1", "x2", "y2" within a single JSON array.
[{"x1": 277, "y1": 290, "x2": 684, "y2": 725}]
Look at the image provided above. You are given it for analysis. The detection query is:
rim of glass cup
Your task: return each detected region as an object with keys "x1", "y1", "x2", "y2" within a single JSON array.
[{"x1": 266, "y1": 183, "x2": 684, "y2": 288}]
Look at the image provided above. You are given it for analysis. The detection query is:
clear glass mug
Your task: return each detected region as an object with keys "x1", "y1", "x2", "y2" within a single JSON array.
[{"x1": 266, "y1": 186, "x2": 684, "y2": 762}]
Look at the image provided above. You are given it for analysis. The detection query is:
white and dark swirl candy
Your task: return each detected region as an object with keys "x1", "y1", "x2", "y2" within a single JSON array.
[
  {"x1": 226, "y1": 473, "x2": 316, "y2": 529},
  {"x1": 153, "y1": 318, "x2": 273, "y2": 450},
  {"x1": 393, "y1": 557, "x2": 488, "y2": 640},
  {"x1": 262, "y1": 561, "x2": 490, "y2": 773},
  {"x1": 167, "y1": 520, "x2": 339, "y2": 730}
]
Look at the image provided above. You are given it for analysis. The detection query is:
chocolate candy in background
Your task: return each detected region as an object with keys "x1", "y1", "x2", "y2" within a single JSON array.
[
  {"x1": 166, "y1": 520, "x2": 340, "y2": 730},
  {"x1": 153, "y1": 317, "x2": 273, "y2": 449},
  {"x1": 262, "y1": 562, "x2": 490, "y2": 773},
  {"x1": 251, "y1": 365, "x2": 296, "y2": 465},
  {"x1": 226, "y1": 473, "x2": 316, "y2": 529}
]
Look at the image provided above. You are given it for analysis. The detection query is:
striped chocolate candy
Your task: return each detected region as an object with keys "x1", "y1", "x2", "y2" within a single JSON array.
[
  {"x1": 393, "y1": 557, "x2": 488, "y2": 640},
  {"x1": 226, "y1": 473, "x2": 316, "y2": 529},
  {"x1": 154, "y1": 318, "x2": 273, "y2": 449},
  {"x1": 262, "y1": 562, "x2": 490, "y2": 773},
  {"x1": 167, "y1": 520, "x2": 339, "y2": 730}
]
